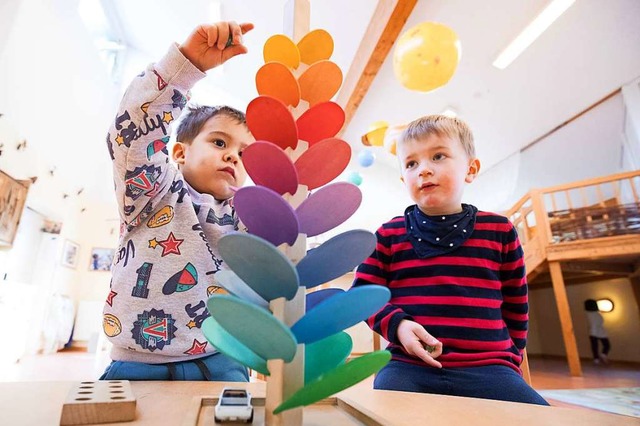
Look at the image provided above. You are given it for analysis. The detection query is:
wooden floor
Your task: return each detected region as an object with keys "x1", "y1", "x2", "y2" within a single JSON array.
[{"x1": 528, "y1": 356, "x2": 640, "y2": 389}]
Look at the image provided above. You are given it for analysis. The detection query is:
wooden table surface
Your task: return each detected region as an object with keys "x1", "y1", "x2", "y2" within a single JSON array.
[{"x1": 1, "y1": 380, "x2": 636, "y2": 426}]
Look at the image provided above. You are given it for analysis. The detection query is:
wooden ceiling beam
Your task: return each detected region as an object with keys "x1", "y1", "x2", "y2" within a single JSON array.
[{"x1": 336, "y1": 0, "x2": 418, "y2": 134}]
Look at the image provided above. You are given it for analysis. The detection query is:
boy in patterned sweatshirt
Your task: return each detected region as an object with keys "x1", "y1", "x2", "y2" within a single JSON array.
[
  {"x1": 353, "y1": 115, "x2": 548, "y2": 405},
  {"x1": 100, "y1": 21, "x2": 255, "y2": 381}
]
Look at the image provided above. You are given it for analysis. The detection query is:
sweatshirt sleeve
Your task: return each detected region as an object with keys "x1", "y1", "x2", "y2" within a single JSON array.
[
  {"x1": 352, "y1": 226, "x2": 412, "y2": 345},
  {"x1": 106, "y1": 43, "x2": 206, "y2": 228},
  {"x1": 500, "y1": 222, "x2": 529, "y2": 353}
]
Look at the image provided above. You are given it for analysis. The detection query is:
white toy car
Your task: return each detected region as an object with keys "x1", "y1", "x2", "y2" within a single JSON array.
[{"x1": 214, "y1": 388, "x2": 254, "y2": 423}]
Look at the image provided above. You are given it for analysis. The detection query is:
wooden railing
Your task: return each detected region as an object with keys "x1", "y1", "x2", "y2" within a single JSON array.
[{"x1": 504, "y1": 170, "x2": 640, "y2": 274}]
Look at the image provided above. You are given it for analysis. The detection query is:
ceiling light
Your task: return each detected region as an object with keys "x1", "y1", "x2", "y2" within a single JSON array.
[
  {"x1": 493, "y1": 0, "x2": 575, "y2": 70},
  {"x1": 596, "y1": 298, "x2": 614, "y2": 313}
]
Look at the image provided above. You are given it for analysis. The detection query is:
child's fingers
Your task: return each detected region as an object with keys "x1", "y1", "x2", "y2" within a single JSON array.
[
  {"x1": 221, "y1": 44, "x2": 249, "y2": 62},
  {"x1": 204, "y1": 25, "x2": 218, "y2": 48},
  {"x1": 239, "y1": 22, "x2": 255, "y2": 35},
  {"x1": 405, "y1": 340, "x2": 442, "y2": 368},
  {"x1": 415, "y1": 347, "x2": 443, "y2": 368},
  {"x1": 415, "y1": 329, "x2": 442, "y2": 357},
  {"x1": 226, "y1": 21, "x2": 242, "y2": 46},
  {"x1": 217, "y1": 22, "x2": 231, "y2": 50}
]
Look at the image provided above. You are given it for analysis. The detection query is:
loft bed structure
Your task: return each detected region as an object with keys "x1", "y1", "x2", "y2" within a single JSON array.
[{"x1": 506, "y1": 170, "x2": 640, "y2": 376}]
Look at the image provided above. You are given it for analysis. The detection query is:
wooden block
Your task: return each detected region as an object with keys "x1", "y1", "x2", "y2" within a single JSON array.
[{"x1": 60, "y1": 380, "x2": 136, "y2": 425}]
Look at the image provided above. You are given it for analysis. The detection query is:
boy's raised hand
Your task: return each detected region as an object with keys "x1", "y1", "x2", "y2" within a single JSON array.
[
  {"x1": 397, "y1": 319, "x2": 443, "y2": 368},
  {"x1": 180, "y1": 21, "x2": 254, "y2": 72}
]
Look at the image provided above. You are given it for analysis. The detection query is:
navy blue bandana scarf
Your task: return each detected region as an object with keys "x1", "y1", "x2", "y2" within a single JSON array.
[{"x1": 405, "y1": 203, "x2": 478, "y2": 259}]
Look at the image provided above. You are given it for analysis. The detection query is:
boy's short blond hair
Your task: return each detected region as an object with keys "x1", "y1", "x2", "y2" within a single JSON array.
[{"x1": 399, "y1": 115, "x2": 476, "y2": 159}]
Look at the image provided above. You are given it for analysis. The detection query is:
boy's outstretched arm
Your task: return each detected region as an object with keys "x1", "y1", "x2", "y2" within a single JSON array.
[
  {"x1": 180, "y1": 22, "x2": 254, "y2": 72},
  {"x1": 107, "y1": 21, "x2": 253, "y2": 228}
]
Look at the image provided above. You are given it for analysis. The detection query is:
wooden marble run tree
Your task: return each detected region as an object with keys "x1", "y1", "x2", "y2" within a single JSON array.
[{"x1": 201, "y1": 29, "x2": 391, "y2": 426}]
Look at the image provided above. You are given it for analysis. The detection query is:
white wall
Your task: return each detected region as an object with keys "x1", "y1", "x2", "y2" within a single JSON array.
[
  {"x1": 527, "y1": 278, "x2": 640, "y2": 363},
  {"x1": 0, "y1": 0, "x2": 120, "y2": 350}
]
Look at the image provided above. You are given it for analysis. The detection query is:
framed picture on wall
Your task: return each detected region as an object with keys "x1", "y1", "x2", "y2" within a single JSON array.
[
  {"x1": 0, "y1": 169, "x2": 30, "y2": 247},
  {"x1": 61, "y1": 239, "x2": 79, "y2": 269},
  {"x1": 89, "y1": 247, "x2": 115, "y2": 271}
]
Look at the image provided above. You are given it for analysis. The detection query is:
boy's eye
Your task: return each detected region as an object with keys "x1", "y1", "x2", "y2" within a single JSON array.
[
  {"x1": 433, "y1": 153, "x2": 446, "y2": 161},
  {"x1": 405, "y1": 160, "x2": 417, "y2": 169},
  {"x1": 212, "y1": 139, "x2": 226, "y2": 148}
]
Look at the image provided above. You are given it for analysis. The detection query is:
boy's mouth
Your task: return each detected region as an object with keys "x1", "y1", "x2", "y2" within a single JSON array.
[
  {"x1": 220, "y1": 167, "x2": 235, "y2": 179},
  {"x1": 420, "y1": 182, "x2": 437, "y2": 190}
]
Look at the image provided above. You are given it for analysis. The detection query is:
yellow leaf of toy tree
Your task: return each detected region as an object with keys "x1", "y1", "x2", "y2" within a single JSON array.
[
  {"x1": 264, "y1": 34, "x2": 300, "y2": 69},
  {"x1": 297, "y1": 29, "x2": 334, "y2": 65}
]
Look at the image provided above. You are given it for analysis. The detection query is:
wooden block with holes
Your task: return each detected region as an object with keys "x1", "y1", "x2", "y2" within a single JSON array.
[{"x1": 59, "y1": 380, "x2": 136, "y2": 425}]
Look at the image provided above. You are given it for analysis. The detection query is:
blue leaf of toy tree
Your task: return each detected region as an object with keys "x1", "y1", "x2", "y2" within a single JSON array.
[
  {"x1": 305, "y1": 331, "x2": 352, "y2": 384},
  {"x1": 297, "y1": 230, "x2": 375, "y2": 288},
  {"x1": 219, "y1": 233, "x2": 299, "y2": 301},
  {"x1": 207, "y1": 295, "x2": 297, "y2": 362},
  {"x1": 201, "y1": 316, "x2": 269, "y2": 375},
  {"x1": 291, "y1": 285, "x2": 390, "y2": 344}
]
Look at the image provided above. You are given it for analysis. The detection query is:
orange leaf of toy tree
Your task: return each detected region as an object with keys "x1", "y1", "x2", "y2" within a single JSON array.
[
  {"x1": 256, "y1": 62, "x2": 301, "y2": 107},
  {"x1": 263, "y1": 34, "x2": 300, "y2": 69},
  {"x1": 246, "y1": 96, "x2": 298, "y2": 150},
  {"x1": 297, "y1": 29, "x2": 334, "y2": 65},
  {"x1": 296, "y1": 102, "x2": 345, "y2": 145},
  {"x1": 295, "y1": 138, "x2": 350, "y2": 190},
  {"x1": 299, "y1": 61, "x2": 342, "y2": 106}
]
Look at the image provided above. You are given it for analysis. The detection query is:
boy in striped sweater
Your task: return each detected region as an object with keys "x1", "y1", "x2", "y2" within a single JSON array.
[{"x1": 353, "y1": 115, "x2": 548, "y2": 405}]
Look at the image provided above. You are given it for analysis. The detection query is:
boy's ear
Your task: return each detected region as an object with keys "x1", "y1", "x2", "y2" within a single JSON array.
[
  {"x1": 465, "y1": 158, "x2": 481, "y2": 183},
  {"x1": 172, "y1": 141, "x2": 187, "y2": 165}
]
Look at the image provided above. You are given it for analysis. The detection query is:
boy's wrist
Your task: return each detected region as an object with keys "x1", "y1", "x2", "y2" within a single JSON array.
[{"x1": 156, "y1": 43, "x2": 206, "y2": 91}]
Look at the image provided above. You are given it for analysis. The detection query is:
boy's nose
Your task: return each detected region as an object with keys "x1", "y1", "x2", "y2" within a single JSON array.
[
  {"x1": 418, "y1": 164, "x2": 434, "y2": 176},
  {"x1": 224, "y1": 153, "x2": 238, "y2": 163}
]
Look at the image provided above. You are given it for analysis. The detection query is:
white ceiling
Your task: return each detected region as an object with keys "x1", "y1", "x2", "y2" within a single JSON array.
[{"x1": 1, "y1": 0, "x2": 639, "y2": 225}]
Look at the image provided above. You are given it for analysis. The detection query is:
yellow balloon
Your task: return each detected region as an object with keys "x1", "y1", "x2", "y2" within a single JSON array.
[
  {"x1": 361, "y1": 120, "x2": 388, "y2": 147},
  {"x1": 393, "y1": 22, "x2": 461, "y2": 92}
]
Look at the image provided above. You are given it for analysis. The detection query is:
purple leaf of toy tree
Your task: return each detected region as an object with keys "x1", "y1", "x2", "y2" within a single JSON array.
[
  {"x1": 296, "y1": 182, "x2": 361, "y2": 237},
  {"x1": 234, "y1": 186, "x2": 299, "y2": 247}
]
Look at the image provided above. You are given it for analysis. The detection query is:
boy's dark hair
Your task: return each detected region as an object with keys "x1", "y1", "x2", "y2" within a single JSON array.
[
  {"x1": 584, "y1": 299, "x2": 599, "y2": 312},
  {"x1": 176, "y1": 105, "x2": 246, "y2": 144}
]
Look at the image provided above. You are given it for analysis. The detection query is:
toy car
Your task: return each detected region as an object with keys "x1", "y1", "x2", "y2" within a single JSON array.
[{"x1": 214, "y1": 388, "x2": 254, "y2": 423}]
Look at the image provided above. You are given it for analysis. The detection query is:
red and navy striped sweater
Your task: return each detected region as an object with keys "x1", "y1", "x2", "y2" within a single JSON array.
[{"x1": 353, "y1": 210, "x2": 528, "y2": 373}]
